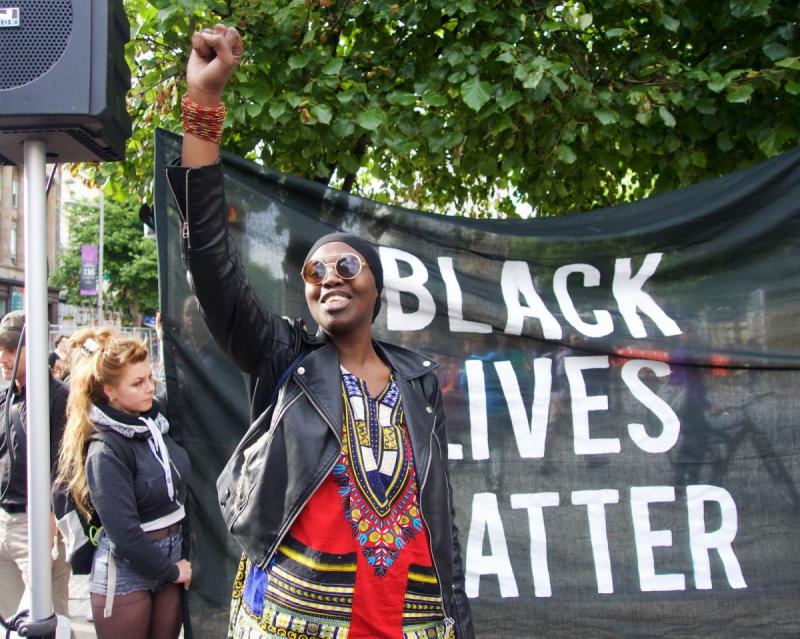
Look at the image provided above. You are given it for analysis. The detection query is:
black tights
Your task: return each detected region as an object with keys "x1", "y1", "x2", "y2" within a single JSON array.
[{"x1": 91, "y1": 585, "x2": 183, "y2": 639}]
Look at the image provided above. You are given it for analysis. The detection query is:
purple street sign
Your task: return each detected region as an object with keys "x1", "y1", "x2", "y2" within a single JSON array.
[{"x1": 79, "y1": 244, "x2": 98, "y2": 295}]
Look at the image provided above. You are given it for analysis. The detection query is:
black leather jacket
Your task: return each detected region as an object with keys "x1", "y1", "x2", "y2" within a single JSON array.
[{"x1": 166, "y1": 161, "x2": 474, "y2": 638}]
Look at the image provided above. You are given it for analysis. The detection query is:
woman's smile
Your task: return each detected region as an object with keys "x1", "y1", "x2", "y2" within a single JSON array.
[{"x1": 319, "y1": 289, "x2": 353, "y2": 312}]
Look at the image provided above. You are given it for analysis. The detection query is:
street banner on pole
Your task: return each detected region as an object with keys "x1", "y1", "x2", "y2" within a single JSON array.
[{"x1": 79, "y1": 244, "x2": 98, "y2": 296}]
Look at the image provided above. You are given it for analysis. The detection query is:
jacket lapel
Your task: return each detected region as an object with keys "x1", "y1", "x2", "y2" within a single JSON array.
[
  {"x1": 292, "y1": 342, "x2": 344, "y2": 438},
  {"x1": 292, "y1": 339, "x2": 439, "y2": 485},
  {"x1": 376, "y1": 342, "x2": 439, "y2": 489},
  {"x1": 395, "y1": 376, "x2": 435, "y2": 487}
]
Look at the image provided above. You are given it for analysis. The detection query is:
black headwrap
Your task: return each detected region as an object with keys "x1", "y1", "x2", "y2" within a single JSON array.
[{"x1": 305, "y1": 232, "x2": 383, "y2": 320}]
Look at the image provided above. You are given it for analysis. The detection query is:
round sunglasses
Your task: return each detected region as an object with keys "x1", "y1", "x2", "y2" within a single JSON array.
[{"x1": 301, "y1": 253, "x2": 370, "y2": 285}]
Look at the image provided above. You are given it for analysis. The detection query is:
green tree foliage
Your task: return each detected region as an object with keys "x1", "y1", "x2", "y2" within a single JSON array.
[
  {"x1": 109, "y1": 0, "x2": 800, "y2": 216},
  {"x1": 50, "y1": 200, "x2": 158, "y2": 322}
]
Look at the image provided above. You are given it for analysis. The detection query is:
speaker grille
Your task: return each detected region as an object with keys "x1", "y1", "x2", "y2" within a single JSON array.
[{"x1": 0, "y1": 0, "x2": 72, "y2": 90}]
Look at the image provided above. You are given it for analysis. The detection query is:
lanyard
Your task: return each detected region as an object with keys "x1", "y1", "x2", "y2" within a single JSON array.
[{"x1": 140, "y1": 417, "x2": 175, "y2": 501}]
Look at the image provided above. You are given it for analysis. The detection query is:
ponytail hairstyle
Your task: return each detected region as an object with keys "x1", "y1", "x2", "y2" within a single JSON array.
[{"x1": 56, "y1": 328, "x2": 149, "y2": 519}]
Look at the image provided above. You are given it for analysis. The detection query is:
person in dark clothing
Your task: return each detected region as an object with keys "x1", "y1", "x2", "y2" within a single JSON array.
[
  {"x1": 167, "y1": 24, "x2": 473, "y2": 639},
  {"x1": 56, "y1": 328, "x2": 192, "y2": 639},
  {"x1": 0, "y1": 310, "x2": 71, "y2": 619},
  {"x1": 49, "y1": 334, "x2": 68, "y2": 376}
]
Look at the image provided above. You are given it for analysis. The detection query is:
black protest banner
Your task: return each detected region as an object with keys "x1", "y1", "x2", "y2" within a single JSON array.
[{"x1": 154, "y1": 129, "x2": 800, "y2": 638}]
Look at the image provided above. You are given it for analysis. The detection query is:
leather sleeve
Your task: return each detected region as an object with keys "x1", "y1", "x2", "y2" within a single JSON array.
[
  {"x1": 165, "y1": 161, "x2": 300, "y2": 380},
  {"x1": 430, "y1": 374, "x2": 475, "y2": 639}
]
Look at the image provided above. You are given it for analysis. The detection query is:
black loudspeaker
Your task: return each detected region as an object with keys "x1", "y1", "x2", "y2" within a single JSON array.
[{"x1": 0, "y1": 0, "x2": 132, "y2": 165}]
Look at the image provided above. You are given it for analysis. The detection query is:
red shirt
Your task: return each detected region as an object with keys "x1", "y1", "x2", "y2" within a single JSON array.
[{"x1": 230, "y1": 373, "x2": 447, "y2": 639}]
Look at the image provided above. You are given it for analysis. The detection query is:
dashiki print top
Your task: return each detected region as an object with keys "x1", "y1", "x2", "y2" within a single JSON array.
[{"x1": 229, "y1": 369, "x2": 450, "y2": 639}]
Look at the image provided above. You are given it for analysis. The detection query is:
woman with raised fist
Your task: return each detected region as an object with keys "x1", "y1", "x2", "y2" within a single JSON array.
[{"x1": 167, "y1": 24, "x2": 473, "y2": 639}]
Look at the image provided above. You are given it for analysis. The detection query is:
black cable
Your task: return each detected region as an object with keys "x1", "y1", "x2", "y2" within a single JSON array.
[
  {"x1": 0, "y1": 609, "x2": 58, "y2": 638},
  {"x1": 0, "y1": 608, "x2": 29, "y2": 638}
]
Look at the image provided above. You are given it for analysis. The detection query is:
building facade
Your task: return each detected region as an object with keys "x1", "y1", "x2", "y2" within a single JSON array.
[{"x1": 0, "y1": 164, "x2": 62, "y2": 323}]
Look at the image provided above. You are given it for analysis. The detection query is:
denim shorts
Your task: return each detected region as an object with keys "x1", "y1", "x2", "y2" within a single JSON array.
[{"x1": 89, "y1": 529, "x2": 182, "y2": 596}]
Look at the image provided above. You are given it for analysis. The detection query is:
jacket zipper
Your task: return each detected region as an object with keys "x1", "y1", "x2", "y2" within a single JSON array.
[
  {"x1": 165, "y1": 169, "x2": 191, "y2": 249},
  {"x1": 258, "y1": 383, "x2": 342, "y2": 568},
  {"x1": 436, "y1": 423, "x2": 461, "y2": 639},
  {"x1": 417, "y1": 411, "x2": 456, "y2": 634},
  {"x1": 181, "y1": 171, "x2": 191, "y2": 247}
]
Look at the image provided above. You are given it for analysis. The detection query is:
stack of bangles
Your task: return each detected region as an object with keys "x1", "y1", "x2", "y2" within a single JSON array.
[{"x1": 182, "y1": 94, "x2": 226, "y2": 144}]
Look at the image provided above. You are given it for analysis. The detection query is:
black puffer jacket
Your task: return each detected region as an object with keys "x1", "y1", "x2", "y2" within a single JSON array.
[{"x1": 166, "y1": 161, "x2": 474, "y2": 638}]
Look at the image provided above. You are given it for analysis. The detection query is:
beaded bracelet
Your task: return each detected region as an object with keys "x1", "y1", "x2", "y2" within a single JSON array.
[{"x1": 182, "y1": 94, "x2": 226, "y2": 145}]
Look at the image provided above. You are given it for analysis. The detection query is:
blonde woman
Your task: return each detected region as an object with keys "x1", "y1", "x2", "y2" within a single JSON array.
[{"x1": 57, "y1": 329, "x2": 192, "y2": 639}]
